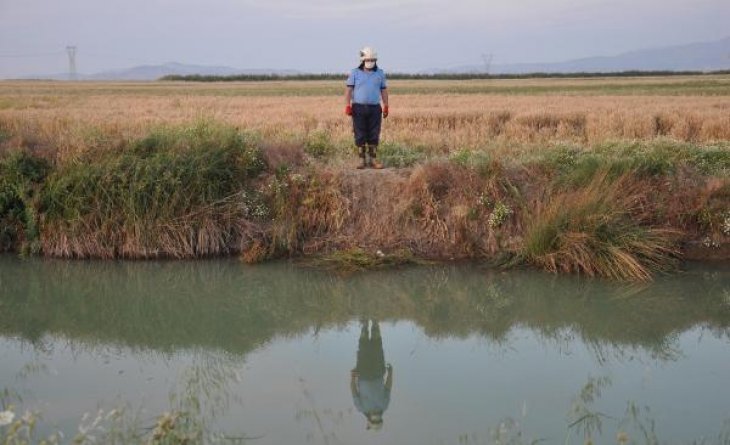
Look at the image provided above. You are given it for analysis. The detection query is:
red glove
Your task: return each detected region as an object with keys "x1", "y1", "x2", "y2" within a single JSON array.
[
  {"x1": 382, "y1": 105, "x2": 389, "y2": 118},
  {"x1": 345, "y1": 104, "x2": 352, "y2": 116}
]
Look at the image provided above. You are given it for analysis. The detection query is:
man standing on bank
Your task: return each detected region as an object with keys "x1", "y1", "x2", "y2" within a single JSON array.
[{"x1": 345, "y1": 46, "x2": 389, "y2": 169}]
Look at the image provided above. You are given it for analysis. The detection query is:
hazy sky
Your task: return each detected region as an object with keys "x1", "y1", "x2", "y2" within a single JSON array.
[{"x1": 1, "y1": 0, "x2": 728, "y2": 77}]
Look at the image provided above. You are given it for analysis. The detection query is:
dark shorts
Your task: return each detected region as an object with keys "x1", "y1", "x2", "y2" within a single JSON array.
[
  {"x1": 352, "y1": 103, "x2": 382, "y2": 147},
  {"x1": 356, "y1": 334, "x2": 385, "y2": 380}
]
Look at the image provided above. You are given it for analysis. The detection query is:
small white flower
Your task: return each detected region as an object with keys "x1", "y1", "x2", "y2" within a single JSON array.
[{"x1": 0, "y1": 410, "x2": 15, "y2": 426}]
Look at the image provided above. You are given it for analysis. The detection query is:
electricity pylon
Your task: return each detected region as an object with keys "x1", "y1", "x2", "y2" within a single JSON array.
[
  {"x1": 66, "y1": 46, "x2": 77, "y2": 80},
  {"x1": 481, "y1": 53, "x2": 493, "y2": 74}
]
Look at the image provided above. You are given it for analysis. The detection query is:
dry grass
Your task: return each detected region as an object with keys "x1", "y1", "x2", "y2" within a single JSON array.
[
  {"x1": 248, "y1": 162, "x2": 526, "y2": 262},
  {"x1": 521, "y1": 172, "x2": 681, "y2": 281},
  {"x1": 0, "y1": 78, "x2": 727, "y2": 278},
  {"x1": 1, "y1": 78, "x2": 730, "y2": 164}
]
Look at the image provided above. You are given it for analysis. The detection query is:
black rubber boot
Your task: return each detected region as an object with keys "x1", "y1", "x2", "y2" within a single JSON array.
[
  {"x1": 357, "y1": 146, "x2": 367, "y2": 169},
  {"x1": 364, "y1": 145, "x2": 373, "y2": 168},
  {"x1": 369, "y1": 145, "x2": 383, "y2": 169}
]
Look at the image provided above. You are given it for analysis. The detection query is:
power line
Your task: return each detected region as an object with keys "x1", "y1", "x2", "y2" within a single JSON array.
[
  {"x1": 0, "y1": 49, "x2": 156, "y2": 65},
  {"x1": 0, "y1": 51, "x2": 65, "y2": 58}
]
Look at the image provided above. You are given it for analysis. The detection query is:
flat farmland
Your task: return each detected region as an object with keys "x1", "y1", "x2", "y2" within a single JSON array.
[
  {"x1": 1, "y1": 76, "x2": 729, "y2": 161},
  {"x1": 0, "y1": 76, "x2": 728, "y2": 275}
]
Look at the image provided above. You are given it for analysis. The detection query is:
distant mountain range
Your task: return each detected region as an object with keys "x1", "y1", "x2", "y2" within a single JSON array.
[
  {"x1": 90, "y1": 62, "x2": 301, "y2": 80},
  {"x1": 14, "y1": 36, "x2": 730, "y2": 80},
  {"x1": 445, "y1": 36, "x2": 730, "y2": 74},
  {"x1": 21, "y1": 62, "x2": 302, "y2": 81}
]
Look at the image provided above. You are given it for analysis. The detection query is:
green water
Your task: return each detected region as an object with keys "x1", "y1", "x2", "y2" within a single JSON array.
[{"x1": 1, "y1": 257, "x2": 729, "y2": 444}]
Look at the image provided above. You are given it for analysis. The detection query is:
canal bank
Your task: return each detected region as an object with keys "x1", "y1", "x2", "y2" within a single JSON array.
[{"x1": 1, "y1": 121, "x2": 728, "y2": 280}]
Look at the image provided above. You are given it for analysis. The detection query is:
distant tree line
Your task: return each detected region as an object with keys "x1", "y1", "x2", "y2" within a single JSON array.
[{"x1": 160, "y1": 70, "x2": 730, "y2": 82}]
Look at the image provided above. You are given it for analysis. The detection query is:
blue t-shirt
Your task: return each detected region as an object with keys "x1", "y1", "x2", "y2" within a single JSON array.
[
  {"x1": 346, "y1": 68, "x2": 387, "y2": 105},
  {"x1": 353, "y1": 377, "x2": 391, "y2": 414}
]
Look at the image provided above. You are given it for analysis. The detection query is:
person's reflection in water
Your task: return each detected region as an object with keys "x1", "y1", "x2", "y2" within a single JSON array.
[{"x1": 351, "y1": 319, "x2": 393, "y2": 431}]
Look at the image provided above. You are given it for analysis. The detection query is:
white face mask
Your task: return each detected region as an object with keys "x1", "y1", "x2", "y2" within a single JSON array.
[{"x1": 364, "y1": 61, "x2": 376, "y2": 69}]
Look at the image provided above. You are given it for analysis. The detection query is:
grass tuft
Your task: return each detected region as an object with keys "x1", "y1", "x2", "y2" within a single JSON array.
[
  {"x1": 378, "y1": 142, "x2": 426, "y2": 168},
  {"x1": 0, "y1": 150, "x2": 50, "y2": 252},
  {"x1": 304, "y1": 130, "x2": 338, "y2": 158},
  {"x1": 449, "y1": 148, "x2": 496, "y2": 177},
  {"x1": 520, "y1": 172, "x2": 680, "y2": 281}
]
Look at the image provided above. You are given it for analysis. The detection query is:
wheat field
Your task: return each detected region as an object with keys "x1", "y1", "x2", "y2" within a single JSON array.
[{"x1": 1, "y1": 77, "x2": 729, "y2": 162}]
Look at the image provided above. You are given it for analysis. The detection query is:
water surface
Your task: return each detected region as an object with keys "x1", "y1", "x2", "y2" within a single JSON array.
[{"x1": 1, "y1": 257, "x2": 729, "y2": 444}]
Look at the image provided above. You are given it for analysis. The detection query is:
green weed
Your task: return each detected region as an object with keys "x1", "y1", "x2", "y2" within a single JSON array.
[
  {"x1": 0, "y1": 129, "x2": 9, "y2": 143},
  {"x1": 39, "y1": 122, "x2": 265, "y2": 258},
  {"x1": 488, "y1": 202, "x2": 513, "y2": 229},
  {"x1": 539, "y1": 145, "x2": 581, "y2": 173},
  {"x1": 535, "y1": 140, "x2": 730, "y2": 188},
  {"x1": 449, "y1": 148, "x2": 494, "y2": 176},
  {"x1": 0, "y1": 151, "x2": 50, "y2": 252},
  {"x1": 378, "y1": 142, "x2": 426, "y2": 168},
  {"x1": 308, "y1": 247, "x2": 425, "y2": 272},
  {"x1": 304, "y1": 130, "x2": 337, "y2": 158},
  {"x1": 693, "y1": 146, "x2": 730, "y2": 176}
]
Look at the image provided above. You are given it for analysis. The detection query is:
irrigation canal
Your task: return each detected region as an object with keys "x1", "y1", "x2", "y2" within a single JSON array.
[{"x1": 1, "y1": 257, "x2": 729, "y2": 444}]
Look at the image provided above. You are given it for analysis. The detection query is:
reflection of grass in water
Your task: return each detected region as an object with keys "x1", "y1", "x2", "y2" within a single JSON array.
[
  {"x1": 1, "y1": 259, "x2": 729, "y2": 364},
  {"x1": 0, "y1": 353, "x2": 253, "y2": 445},
  {"x1": 1, "y1": 262, "x2": 729, "y2": 443},
  {"x1": 723, "y1": 289, "x2": 730, "y2": 308},
  {"x1": 3, "y1": 355, "x2": 730, "y2": 444},
  {"x1": 567, "y1": 376, "x2": 730, "y2": 445},
  {"x1": 617, "y1": 403, "x2": 660, "y2": 445},
  {"x1": 450, "y1": 375, "x2": 730, "y2": 445},
  {"x1": 566, "y1": 376, "x2": 614, "y2": 444},
  {"x1": 295, "y1": 378, "x2": 343, "y2": 445}
]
